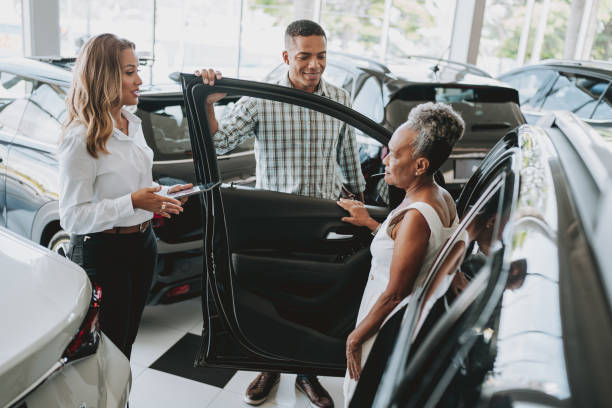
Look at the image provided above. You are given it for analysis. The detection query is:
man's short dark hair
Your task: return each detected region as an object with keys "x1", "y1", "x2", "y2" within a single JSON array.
[{"x1": 285, "y1": 19, "x2": 326, "y2": 47}]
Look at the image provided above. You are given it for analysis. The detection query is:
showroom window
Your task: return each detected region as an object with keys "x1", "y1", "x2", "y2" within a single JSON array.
[
  {"x1": 240, "y1": 0, "x2": 301, "y2": 80},
  {"x1": 156, "y1": 0, "x2": 242, "y2": 81},
  {"x1": 385, "y1": 0, "x2": 456, "y2": 63},
  {"x1": 589, "y1": 0, "x2": 612, "y2": 61},
  {"x1": 60, "y1": 0, "x2": 156, "y2": 83},
  {"x1": 320, "y1": 0, "x2": 385, "y2": 58},
  {"x1": 0, "y1": 0, "x2": 22, "y2": 57},
  {"x1": 478, "y1": 0, "x2": 570, "y2": 76}
]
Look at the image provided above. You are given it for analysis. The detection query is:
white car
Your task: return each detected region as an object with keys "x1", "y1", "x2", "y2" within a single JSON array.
[{"x1": 0, "y1": 227, "x2": 131, "y2": 408}]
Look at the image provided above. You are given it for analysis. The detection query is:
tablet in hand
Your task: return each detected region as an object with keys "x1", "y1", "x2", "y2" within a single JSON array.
[
  {"x1": 164, "y1": 182, "x2": 221, "y2": 199},
  {"x1": 166, "y1": 185, "x2": 204, "y2": 199}
]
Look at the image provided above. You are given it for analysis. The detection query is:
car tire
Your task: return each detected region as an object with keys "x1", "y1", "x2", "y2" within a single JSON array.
[{"x1": 48, "y1": 229, "x2": 71, "y2": 257}]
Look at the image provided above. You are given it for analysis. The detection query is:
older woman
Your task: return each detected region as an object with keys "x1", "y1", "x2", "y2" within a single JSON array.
[{"x1": 337, "y1": 102, "x2": 465, "y2": 404}]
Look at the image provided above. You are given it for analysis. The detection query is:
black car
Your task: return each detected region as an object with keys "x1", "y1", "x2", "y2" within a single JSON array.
[
  {"x1": 369, "y1": 112, "x2": 612, "y2": 408},
  {"x1": 499, "y1": 59, "x2": 612, "y2": 139},
  {"x1": 180, "y1": 75, "x2": 612, "y2": 406},
  {"x1": 0, "y1": 57, "x2": 209, "y2": 304}
]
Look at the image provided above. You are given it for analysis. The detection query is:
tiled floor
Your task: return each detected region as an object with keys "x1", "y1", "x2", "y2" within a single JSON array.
[{"x1": 128, "y1": 298, "x2": 345, "y2": 408}]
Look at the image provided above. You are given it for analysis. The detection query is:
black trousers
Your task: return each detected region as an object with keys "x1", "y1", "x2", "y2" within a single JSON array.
[{"x1": 77, "y1": 225, "x2": 157, "y2": 359}]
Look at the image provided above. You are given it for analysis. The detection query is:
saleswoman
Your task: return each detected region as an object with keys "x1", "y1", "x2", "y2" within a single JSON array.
[{"x1": 59, "y1": 33, "x2": 192, "y2": 359}]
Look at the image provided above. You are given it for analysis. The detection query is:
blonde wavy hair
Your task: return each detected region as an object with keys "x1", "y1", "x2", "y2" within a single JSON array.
[{"x1": 65, "y1": 33, "x2": 135, "y2": 158}]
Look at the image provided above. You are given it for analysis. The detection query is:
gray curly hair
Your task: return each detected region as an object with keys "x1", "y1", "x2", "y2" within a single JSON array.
[{"x1": 405, "y1": 102, "x2": 465, "y2": 175}]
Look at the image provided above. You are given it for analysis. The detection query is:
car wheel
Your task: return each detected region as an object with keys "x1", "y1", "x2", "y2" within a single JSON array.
[{"x1": 48, "y1": 230, "x2": 71, "y2": 257}]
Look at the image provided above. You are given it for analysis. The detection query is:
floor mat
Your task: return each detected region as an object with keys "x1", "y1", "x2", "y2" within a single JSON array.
[{"x1": 150, "y1": 333, "x2": 237, "y2": 388}]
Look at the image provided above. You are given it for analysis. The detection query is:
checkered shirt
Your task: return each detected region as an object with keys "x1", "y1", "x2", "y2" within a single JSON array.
[{"x1": 213, "y1": 74, "x2": 366, "y2": 199}]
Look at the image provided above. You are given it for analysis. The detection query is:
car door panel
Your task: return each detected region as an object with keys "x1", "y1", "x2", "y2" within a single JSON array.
[
  {"x1": 181, "y1": 75, "x2": 392, "y2": 374},
  {"x1": 232, "y1": 249, "x2": 371, "y2": 306},
  {"x1": 221, "y1": 186, "x2": 388, "y2": 253},
  {"x1": 221, "y1": 186, "x2": 388, "y2": 354}
]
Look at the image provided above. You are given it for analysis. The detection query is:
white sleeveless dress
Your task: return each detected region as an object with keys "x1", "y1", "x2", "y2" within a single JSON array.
[{"x1": 343, "y1": 201, "x2": 460, "y2": 405}]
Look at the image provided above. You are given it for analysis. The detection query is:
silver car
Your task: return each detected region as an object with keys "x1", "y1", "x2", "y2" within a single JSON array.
[{"x1": 0, "y1": 227, "x2": 131, "y2": 408}]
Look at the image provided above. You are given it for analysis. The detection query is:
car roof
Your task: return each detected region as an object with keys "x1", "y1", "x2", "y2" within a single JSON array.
[
  {"x1": 389, "y1": 72, "x2": 508, "y2": 88},
  {"x1": 326, "y1": 51, "x2": 391, "y2": 74},
  {"x1": 332, "y1": 53, "x2": 494, "y2": 84},
  {"x1": 265, "y1": 51, "x2": 493, "y2": 86},
  {"x1": 0, "y1": 57, "x2": 72, "y2": 85},
  {"x1": 0, "y1": 57, "x2": 183, "y2": 96},
  {"x1": 500, "y1": 59, "x2": 612, "y2": 79}
]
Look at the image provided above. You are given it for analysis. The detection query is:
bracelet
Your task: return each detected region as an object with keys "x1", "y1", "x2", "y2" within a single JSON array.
[{"x1": 371, "y1": 223, "x2": 381, "y2": 236}]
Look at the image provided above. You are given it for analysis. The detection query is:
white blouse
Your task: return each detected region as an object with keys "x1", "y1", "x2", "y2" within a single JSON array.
[{"x1": 58, "y1": 107, "x2": 164, "y2": 234}]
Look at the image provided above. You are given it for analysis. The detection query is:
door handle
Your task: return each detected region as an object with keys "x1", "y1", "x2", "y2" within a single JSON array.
[{"x1": 325, "y1": 231, "x2": 354, "y2": 240}]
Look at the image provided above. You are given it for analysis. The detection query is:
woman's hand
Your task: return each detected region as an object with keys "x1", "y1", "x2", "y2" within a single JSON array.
[
  {"x1": 337, "y1": 198, "x2": 379, "y2": 231},
  {"x1": 131, "y1": 186, "x2": 183, "y2": 219},
  {"x1": 346, "y1": 331, "x2": 363, "y2": 381},
  {"x1": 167, "y1": 183, "x2": 194, "y2": 205},
  {"x1": 194, "y1": 68, "x2": 226, "y2": 105}
]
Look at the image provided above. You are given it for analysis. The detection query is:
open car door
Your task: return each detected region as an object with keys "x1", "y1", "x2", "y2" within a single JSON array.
[{"x1": 181, "y1": 75, "x2": 394, "y2": 376}]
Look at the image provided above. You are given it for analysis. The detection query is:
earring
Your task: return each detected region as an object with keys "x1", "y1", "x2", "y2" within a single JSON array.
[{"x1": 415, "y1": 172, "x2": 419, "y2": 176}]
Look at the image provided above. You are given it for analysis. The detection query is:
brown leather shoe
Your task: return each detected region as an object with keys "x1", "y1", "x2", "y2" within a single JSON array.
[
  {"x1": 295, "y1": 375, "x2": 334, "y2": 408},
  {"x1": 244, "y1": 372, "x2": 280, "y2": 405}
]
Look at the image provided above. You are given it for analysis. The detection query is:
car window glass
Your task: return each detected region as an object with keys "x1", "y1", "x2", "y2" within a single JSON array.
[
  {"x1": 212, "y1": 94, "x2": 386, "y2": 204},
  {"x1": 323, "y1": 65, "x2": 354, "y2": 95},
  {"x1": 501, "y1": 69, "x2": 555, "y2": 107},
  {"x1": 136, "y1": 99, "x2": 256, "y2": 161},
  {"x1": 592, "y1": 82, "x2": 612, "y2": 120},
  {"x1": 414, "y1": 179, "x2": 508, "y2": 339},
  {"x1": 461, "y1": 155, "x2": 514, "y2": 214},
  {"x1": 353, "y1": 76, "x2": 384, "y2": 123},
  {"x1": 29, "y1": 83, "x2": 67, "y2": 123},
  {"x1": 0, "y1": 72, "x2": 32, "y2": 133},
  {"x1": 16, "y1": 83, "x2": 66, "y2": 145},
  {"x1": 138, "y1": 103, "x2": 191, "y2": 156},
  {"x1": 541, "y1": 73, "x2": 607, "y2": 118}
]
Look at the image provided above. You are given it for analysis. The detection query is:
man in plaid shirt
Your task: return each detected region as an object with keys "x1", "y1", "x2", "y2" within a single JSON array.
[
  {"x1": 199, "y1": 20, "x2": 366, "y2": 203},
  {"x1": 198, "y1": 19, "x2": 361, "y2": 408}
]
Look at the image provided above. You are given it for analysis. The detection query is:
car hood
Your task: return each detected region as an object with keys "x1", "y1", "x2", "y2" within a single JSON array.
[{"x1": 0, "y1": 228, "x2": 90, "y2": 407}]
